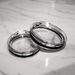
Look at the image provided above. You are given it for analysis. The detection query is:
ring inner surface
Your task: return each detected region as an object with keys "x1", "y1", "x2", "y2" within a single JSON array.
[
  {"x1": 33, "y1": 28, "x2": 61, "y2": 46},
  {"x1": 9, "y1": 34, "x2": 39, "y2": 56}
]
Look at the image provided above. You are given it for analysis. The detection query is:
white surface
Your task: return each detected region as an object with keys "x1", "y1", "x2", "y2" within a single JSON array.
[{"x1": 0, "y1": 0, "x2": 75, "y2": 75}]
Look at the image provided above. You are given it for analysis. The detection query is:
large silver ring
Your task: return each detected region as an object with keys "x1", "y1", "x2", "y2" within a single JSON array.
[
  {"x1": 7, "y1": 30, "x2": 40, "y2": 57},
  {"x1": 30, "y1": 21, "x2": 67, "y2": 51}
]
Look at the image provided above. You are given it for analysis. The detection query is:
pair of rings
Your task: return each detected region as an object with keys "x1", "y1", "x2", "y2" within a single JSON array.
[{"x1": 7, "y1": 21, "x2": 67, "y2": 57}]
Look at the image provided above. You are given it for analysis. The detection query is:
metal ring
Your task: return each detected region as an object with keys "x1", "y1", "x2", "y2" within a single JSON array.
[
  {"x1": 30, "y1": 21, "x2": 67, "y2": 51},
  {"x1": 7, "y1": 30, "x2": 40, "y2": 57}
]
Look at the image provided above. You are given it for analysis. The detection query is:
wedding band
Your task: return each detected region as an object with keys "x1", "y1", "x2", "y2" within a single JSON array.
[
  {"x1": 7, "y1": 30, "x2": 40, "y2": 57},
  {"x1": 30, "y1": 21, "x2": 67, "y2": 51}
]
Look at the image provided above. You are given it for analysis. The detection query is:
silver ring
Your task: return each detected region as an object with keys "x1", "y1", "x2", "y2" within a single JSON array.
[
  {"x1": 7, "y1": 30, "x2": 40, "y2": 57},
  {"x1": 30, "y1": 21, "x2": 67, "y2": 51}
]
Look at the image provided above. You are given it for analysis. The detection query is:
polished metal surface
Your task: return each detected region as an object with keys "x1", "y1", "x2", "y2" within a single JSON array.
[
  {"x1": 30, "y1": 21, "x2": 67, "y2": 51},
  {"x1": 7, "y1": 30, "x2": 40, "y2": 57}
]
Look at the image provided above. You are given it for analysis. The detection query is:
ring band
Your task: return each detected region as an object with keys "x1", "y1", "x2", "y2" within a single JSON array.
[
  {"x1": 30, "y1": 21, "x2": 67, "y2": 51},
  {"x1": 7, "y1": 30, "x2": 40, "y2": 57}
]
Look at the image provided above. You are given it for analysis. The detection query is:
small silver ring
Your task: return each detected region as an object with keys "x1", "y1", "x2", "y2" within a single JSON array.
[
  {"x1": 30, "y1": 21, "x2": 67, "y2": 51},
  {"x1": 7, "y1": 30, "x2": 40, "y2": 57}
]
